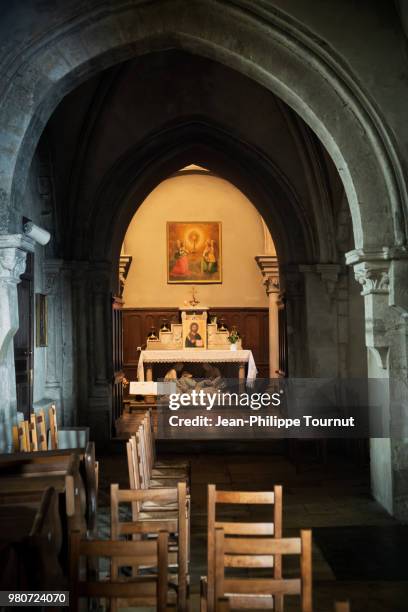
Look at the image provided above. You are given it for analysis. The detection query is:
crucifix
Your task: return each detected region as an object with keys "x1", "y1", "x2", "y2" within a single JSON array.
[{"x1": 188, "y1": 286, "x2": 200, "y2": 307}]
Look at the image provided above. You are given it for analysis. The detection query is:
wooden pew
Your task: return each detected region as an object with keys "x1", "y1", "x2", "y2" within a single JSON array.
[
  {"x1": 0, "y1": 451, "x2": 86, "y2": 537},
  {"x1": 69, "y1": 530, "x2": 169, "y2": 612},
  {"x1": 0, "y1": 442, "x2": 98, "y2": 535},
  {"x1": 111, "y1": 482, "x2": 189, "y2": 611},
  {"x1": 214, "y1": 528, "x2": 312, "y2": 612},
  {"x1": 203, "y1": 485, "x2": 283, "y2": 612},
  {"x1": 0, "y1": 487, "x2": 64, "y2": 590}
]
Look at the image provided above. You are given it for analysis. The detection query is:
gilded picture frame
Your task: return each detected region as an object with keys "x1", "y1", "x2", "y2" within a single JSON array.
[{"x1": 167, "y1": 221, "x2": 222, "y2": 284}]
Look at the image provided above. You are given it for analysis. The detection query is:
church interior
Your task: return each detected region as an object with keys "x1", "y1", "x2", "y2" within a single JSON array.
[{"x1": 1, "y1": 1, "x2": 408, "y2": 611}]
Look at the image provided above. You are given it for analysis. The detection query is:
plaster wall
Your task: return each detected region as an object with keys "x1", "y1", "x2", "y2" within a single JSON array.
[{"x1": 122, "y1": 172, "x2": 272, "y2": 308}]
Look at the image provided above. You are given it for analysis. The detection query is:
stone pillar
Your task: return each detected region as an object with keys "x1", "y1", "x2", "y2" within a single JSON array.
[
  {"x1": 0, "y1": 234, "x2": 34, "y2": 451},
  {"x1": 43, "y1": 260, "x2": 64, "y2": 413},
  {"x1": 299, "y1": 264, "x2": 342, "y2": 377},
  {"x1": 72, "y1": 262, "x2": 113, "y2": 443},
  {"x1": 255, "y1": 256, "x2": 280, "y2": 378},
  {"x1": 346, "y1": 247, "x2": 408, "y2": 519},
  {"x1": 282, "y1": 266, "x2": 306, "y2": 377}
]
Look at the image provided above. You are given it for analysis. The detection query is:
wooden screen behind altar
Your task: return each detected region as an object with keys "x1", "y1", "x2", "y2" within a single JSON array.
[{"x1": 167, "y1": 221, "x2": 222, "y2": 283}]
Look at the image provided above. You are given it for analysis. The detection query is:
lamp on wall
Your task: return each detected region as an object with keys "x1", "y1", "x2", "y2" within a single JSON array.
[{"x1": 23, "y1": 217, "x2": 51, "y2": 246}]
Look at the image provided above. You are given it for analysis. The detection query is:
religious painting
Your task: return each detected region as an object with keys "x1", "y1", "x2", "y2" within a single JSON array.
[
  {"x1": 167, "y1": 221, "x2": 222, "y2": 283},
  {"x1": 182, "y1": 318, "x2": 207, "y2": 349},
  {"x1": 35, "y1": 293, "x2": 48, "y2": 347}
]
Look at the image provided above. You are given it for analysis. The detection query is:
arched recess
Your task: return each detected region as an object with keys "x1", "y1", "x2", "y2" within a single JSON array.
[
  {"x1": 81, "y1": 120, "x2": 314, "y2": 279},
  {"x1": 0, "y1": 0, "x2": 405, "y2": 252},
  {"x1": 0, "y1": 1, "x2": 407, "y2": 520}
]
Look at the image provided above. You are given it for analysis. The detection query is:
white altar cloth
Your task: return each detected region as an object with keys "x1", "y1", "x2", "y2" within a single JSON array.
[{"x1": 137, "y1": 349, "x2": 258, "y2": 384}]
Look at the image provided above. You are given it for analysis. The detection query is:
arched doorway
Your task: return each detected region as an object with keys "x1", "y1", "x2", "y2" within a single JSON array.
[{"x1": 0, "y1": 3, "x2": 406, "y2": 519}]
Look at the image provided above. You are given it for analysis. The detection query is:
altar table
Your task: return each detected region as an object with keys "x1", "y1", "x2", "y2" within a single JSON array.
[{"x1": 137, "y1": 349, "x2": 258, "y2": 384}]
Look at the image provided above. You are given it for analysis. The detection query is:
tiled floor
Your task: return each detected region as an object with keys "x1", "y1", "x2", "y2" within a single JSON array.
[{"x1": 98, "y1": 445, "x2": 408, "y2": 611}]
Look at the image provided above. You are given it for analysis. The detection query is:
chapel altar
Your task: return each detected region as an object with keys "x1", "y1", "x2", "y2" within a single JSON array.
[{"x1": 136, "y1": 307, "x2": 258, "y2": 385}]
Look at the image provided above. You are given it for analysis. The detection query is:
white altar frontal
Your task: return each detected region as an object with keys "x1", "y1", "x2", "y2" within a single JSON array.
[{"x1": 137, "y1": 349, "x2": 258, "y2": 384}]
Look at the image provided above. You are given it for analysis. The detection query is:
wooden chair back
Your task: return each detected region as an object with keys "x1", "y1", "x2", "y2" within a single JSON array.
[
  {"x1": 49, "y1": 404, "x2": 58, "y2": 449},
  {"x1": 215, "y1": 528, "x2": 312, "y2": 612},
  {"x1": 207, "y1": 485, "x2": 283, "y2": 612},
  {"x1": 17, "y1": 420, "x2": 30, "y2": 451},
  {"x1": 111, "y1": 482, "x2": 188, "y2": 610},
  {"x1": 12, "y1": 425, "x2": 19, "y2": 451},
  {"x1": 69, "y1": 529, "x2": 169, "y2": 612},
  {"x1": 29, "y1": 414, "x2": 38, "y2": 451},
  {"x1": 127, "y1": 435, "x2": 144, "y2": 493},
  {"x1": 35, "y1": 409, "x2": 48, "y2": 450}
]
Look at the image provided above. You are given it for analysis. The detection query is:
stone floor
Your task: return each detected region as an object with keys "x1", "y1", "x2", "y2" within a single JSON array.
[{"x1": 98, "y1": 444, "x2": 408, "y2": 611}]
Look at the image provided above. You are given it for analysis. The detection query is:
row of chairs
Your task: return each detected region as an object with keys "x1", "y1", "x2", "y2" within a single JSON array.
[
  {"x1": 69, "y1": 408, "x2": 191, "y2": 611},
  {"x1": 13, "y1": 404, "x2": 90, "y2": 452},
  {"x1": 69, "y1": 407, "x2": 350, "y2": 611},
  {"x1": 13, "y1": 405, "x2": 58, "y2": 451}
]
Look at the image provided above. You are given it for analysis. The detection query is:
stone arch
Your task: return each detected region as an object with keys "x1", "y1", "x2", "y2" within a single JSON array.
[
  {"x1": 81, "y1": 119, "x2": 315, "y2": 280},
  {"x1": 0, "y1": 0, "x2": 405, "y2": 253}
]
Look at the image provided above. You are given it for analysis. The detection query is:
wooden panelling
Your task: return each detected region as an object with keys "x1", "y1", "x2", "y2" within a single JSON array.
[{"x1": 123, "y1": 308, "x2": 269, "y2": 381}]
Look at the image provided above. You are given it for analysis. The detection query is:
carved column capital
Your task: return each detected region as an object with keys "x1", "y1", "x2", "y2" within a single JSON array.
[
  {"x1": 344, "y1": 247, "x2": 407, "y2": 369},
  {"x1": 44, "y1": 259, "x2": 64, "y2": 294},
  {"x1": 345, "y1": 247, "x2": 407, "y2": 297},
  {"x1": 0, "y1": 234, "x2": 34, "y2": 285},
  {"x1": 255, "y1": 255, "x2": 280, "y2": 295},
  {"x1": 353, "y1": 261, "x2": 390, "y2": 296}
]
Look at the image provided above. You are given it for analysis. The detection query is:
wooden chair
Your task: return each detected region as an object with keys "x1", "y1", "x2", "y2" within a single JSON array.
[
  {"x1": 127, "y1": 436, "x2": 183, "y2": 522},
  {"x1": 138, "y1": 418, "x2": 190, "y2": 484},
  {"x1": 204, "y1": 485, "x2": 283, "y2": 612},
  {"x1": 133, "y1": 427, "x2": 188, "y2": 489},
  {"x1": 17, "y1": 420, "x2": 30, "y2": 451},
  {"x1": 143, "y1": 410, "x2": 190, "y2": 472},
  {"x1": 69, "y1": 529, "x2": 169, "y2": 612},
  {"x1": 35, "y1": 409, "x2": 48, "y2": 450},
  {"x1": 335, "y1": 604, "x2": 350, "y2": 612},
  {"x1": 111, "y1": 482, "x2": 189, "y2": 611},
  {"x1": 49, "y1": 404, "x2": 58, "y2": 449},
  {"x1": 29, "y1": 413, "x2": 38, "y2": 451},
  {"x1": 214, "y1": 528, "x2": 312, "y2": 612}
]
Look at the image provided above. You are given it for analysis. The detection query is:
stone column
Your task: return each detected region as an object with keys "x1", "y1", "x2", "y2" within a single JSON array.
[
  {"x1": 71, "y1": 262, "x2": 113, "y2": 442},
  {"x1": 0, "y1": 234, "x2": 34, "y2": 451},
  {"x1": 299, "y1": 263, "x2": 342, "y2": 377},
  {"x1": 43, "y1": 260, "x2": 64, "y2": 411},
  {"x1": 255, "y1": 256, "x2": 280, "y2": 378},
  {"x1": 346, "y1": 247, "x2": 408, "y2": 519}
]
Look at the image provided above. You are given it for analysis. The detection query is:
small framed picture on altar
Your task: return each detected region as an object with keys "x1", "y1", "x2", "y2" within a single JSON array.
[{"x1": 182, "y1": 318, "x2": 207, "y2": 349}]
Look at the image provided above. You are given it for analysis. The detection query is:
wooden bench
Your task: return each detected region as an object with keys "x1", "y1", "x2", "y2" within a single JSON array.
[{"x1": 0, "y1": 487, "x2": 64, "y2": 590}]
